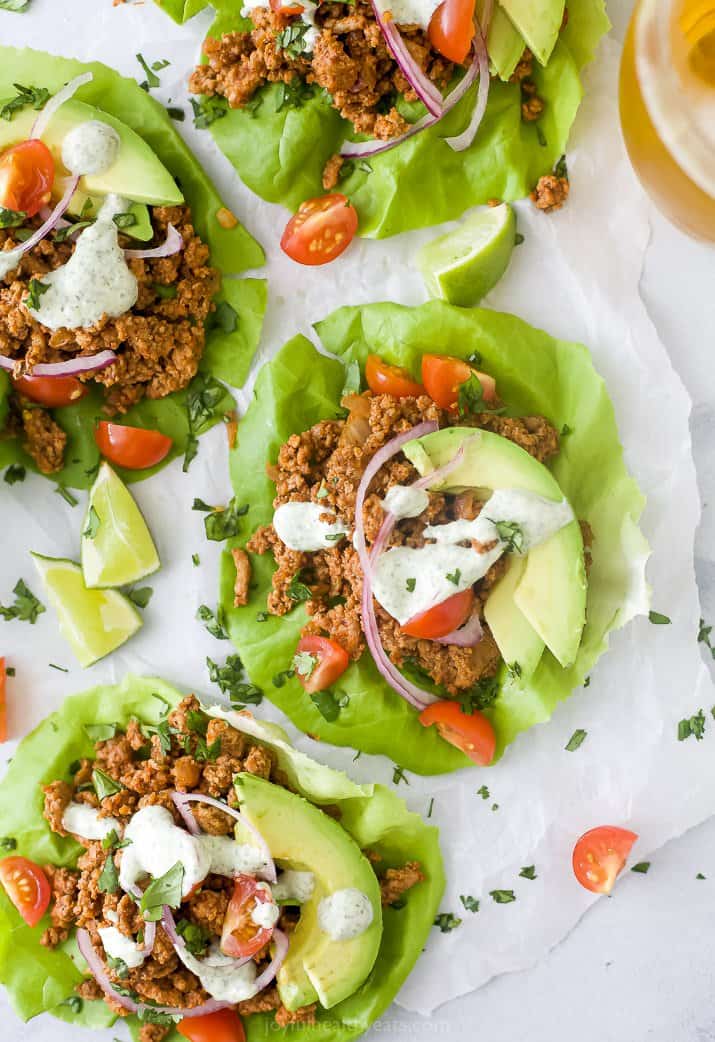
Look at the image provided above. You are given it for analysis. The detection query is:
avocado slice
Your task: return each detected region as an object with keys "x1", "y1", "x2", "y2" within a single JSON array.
[
  {"x1": 478, "y1": 1, "x2": 527, "y2": 81},
  {"x1": 484, "y1": 555, "x2": 544, "y2": 678},
  {"x1": 234, "y1": 773, "x2": 382, "y2": 1011},
  {"x1": 0, "y1": 97, "x2": 183, "y2": 212},
  {"x1": 403, "y1": 426, "x2": 586, "y2": 668},
  {"x1": 498, "y1": 0, "x2": 566, "y2": 66}
]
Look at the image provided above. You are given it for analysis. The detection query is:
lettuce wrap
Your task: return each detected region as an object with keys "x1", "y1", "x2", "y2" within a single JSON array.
[
  {"x1": 0, "y1": 47, "x2": 267, "y2": 489},
  {"x1": 0, "y1": 674, "x2": 444, "y2": 1041},
  {"x1": 186, "y1": 0, "x2": 609, "y2": 238},
  {"x1": 218, "y1": 300, "x2": 648, "y2": 774}
]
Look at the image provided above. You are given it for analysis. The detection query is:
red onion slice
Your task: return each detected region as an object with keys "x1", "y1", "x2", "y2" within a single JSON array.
[
  {"x1": 170, "y1": 791, "x2": 201, "y2": 836},
  {"x1": 0, "y1": 356, "x2": 15, "y2": 373},
  {"x1": 170, "y1": 791, "x2": 277, "y2": 884},
  {"x1": 31, "y1": 72, "x2": 93, "y2": 140},
  {"x1": 30, "y1": 349, "x2": 117, "y2": 378},
  {"x1": 124, "y1": 224, "x2": 183, "y2": 260},
  {"x1": 370, "y1": 2, "x2": 444, "y2": 117},
  {"x1": 0, "y1": 176, "x2": 79, "y2": 278},
  {"x1": 445, "y1": 16, "x2": 490, "y2": 152},
  {"x1": 435, "y1": 611, "x2": 483, "y2": 646},
  {"x1": 252, "y1": 928, "x2": 289, "y2": 993},
  {"x1": 161, "y1": 904, "x2": 252, "y2": 968},
  {"x1": 140, "y1": 918, "x2": 157, "y2": 956},
  {"x1": 341, "y1": 40, "x2": 480, "y2": 159}
]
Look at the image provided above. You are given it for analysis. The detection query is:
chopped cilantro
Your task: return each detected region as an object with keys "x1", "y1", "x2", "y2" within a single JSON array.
[
  {"x1": 678, "y1": 710, "x2": 706, "y2": 741},
  {"x1": 272, "y1": 668, "x2": 295, "y2": 688},
  {"x1": 492, "y1": 519, "x2": 524, "y2": 554},
  {"x1": 98, "y1": 852, "x2": 120, "y2": 894},
  {"x1": 406, "y1": 578, "x2": 416, "y2": 592},
  {"x1": 477, "y1": 785, "x2": 490, "y2": 800},
  {"x1": 128, "y1": 586, "x2": 153, "y2": 609},
  {"x1": 460, "y1": 894, "x2": 480, "y2": 912},
  {"x1": 631, "y1": 862, "x2": 650, "y2": 874},
  {"x1": 506, "y1": 661, "x2": 522, "y2": 679},
  {"x1": 699, "y1": 618, "x2": 715, "y2": 659},
  {"x1": 106, "y1": 955, "x2": 129, "y2": 979},
  {"x1": 55, "y1": 485, "x2": 78, "y2": 506},
  {"x1": 204, "y1": 498, "x2": 248, "y2": 541},
  {"x1": 536, "y1": 125, "x2": 548, "y2": 147},
  {"x1": 82, "y1": 505, "x2": 101, "y2": 540},
  {"x1": 446, "y1": 568, "x2": 461, "y2": 585},
  {"x1": 287, "y1": 572, "x2": 312, "y2": 603},
  {"x1": 26, "y1": 277, "x2": 49, "y2": 310},
  {"x1": 192, "y1": 553, "x2": 200, "y2": 567},
  {"x1": 196, "y1": 603, "x2": 229, "y2": 640},
  {"x1": 256, "y1": 611, "x2": 268, "y2": 622},
  {"x1": 392, "y1": 765, "x2": 409, "y2": 786},
  {"x1": 153, "y1": 282, "x2": 177, "y2": 300},
  {"x1": 151, "y1": 693, "x2": 171, "y2": 717},
  {"x1": 136, "y1": 53, "x2": 161, "y2": 89},
  {"x1": 433, "y1": 912, "x2": 461, "y2": 933},
  {"x1": 274, "y1": 77, "x2": 313, "y2": 112},
  {"x1": 0, "y1": 83, "x2": 49, "y2": 122},
  {"x1": 490, "y1": 889, "x2": 516, "y2": 904},
  {"x1": 554, "y1": 154, "x2": 569, "y2": 180},
  {"x1": 140, "y1": 862, "x2": 184, "y2": 921},
  {"x1": 696, "y1": 872, "x2": 706, "y2": 880},
  {"x1": 565, "y1": 728, "x2": 587, "y2": 752},
  {"x1": 175, "y1": 918, "x2": 210, "y2": 956},
  {"x1": 459, "y1": 675, "x2": 499, "y2": 713},
  {"x1": 190, "y1": 95, "x2": 228, "y2": 129},
  {"x1": 310, "y1": 689, "x2": 348, "y2": 722},
  {"x1": 457, "y1": 371, "x2": 486, "y2": 416},
  {"x1": 519, "y1": 865, "x2": 537, "y2": 880},
  {"x1": 92, "y1": 768, "x2": 122, "y2": 801},
  {"x1": 3, "y1": 464, "x2": 25, "y2": 484},
  {"x1": 207, "y1": 655, "x2": 262, "y2": 706},
  {"x1": 0, "y1": 837, "x2": 17, "y2": 851},
  {"x1": 514, "y1": 232, "x2": 525, "y2": 246},
  {"x1": 167, "y1": 106, "x2": 185, "y2": 122},
  {"x1": 212, "y1": 300, "x2": 238, "y2": 334},
  {"x1": 60, "y1": 996, "x2": 83, "y2": 1014},
  {"x1": 276, "y1": 22, "x2": 312, "y2": 58},
  {"x1": 427, "y1": 797, "x2": 434, "y2": 818},
  {"x1": 649, "y1": 610, "x2": 671, "y2": 625},
  {"x1": 0, "y1": 207, "x2": 25, "y2": 229},
  {"x1": 113, "y1": 212, "x2": 137, "y2": 230},
  {"x1": 0, "y1": 579, "x2": 45, "y2": 624}
]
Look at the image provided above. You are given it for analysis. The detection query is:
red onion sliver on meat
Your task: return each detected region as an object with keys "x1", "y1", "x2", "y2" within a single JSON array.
[
  {"x1": 170, "y1": 791, "x2": 201, "y2": 836},
  {"x1": 370, "y1": 1, "x2": 444, "y2": 117},
  {"x1": 76, "y1": 928, "x2": 139, "y2": 1014},
  {"x1": 140, "y1": 918, "x2": 157, "y2": 956},
  {"x1": 168, "y1": 791, "x2": 277, "y2": 884},
  {"x1": 0, "y1": 356, "x2": 15, "y2": 373},
  {"x1": 445, "y1": 17, "x2": 491, "y2": 152},
  {"x1": 253, "y1": 928, "x2": 289, "y2": 993},
  {"x1": 435, "y1": 611, "x2": 484, "y2": 646},
  {"x1": 30, "y1": 348, "x2": 118, "y2": 378},
  {"x1": 124, "y1": 223, "x2": 183, "y2": 260},
  {"x1": 161, "y1": 904, "x2": 252, "y2": 968},
  {"x1": 0, "y1": 175, "x2": 79, "y2": 279},
  {"x1": 31, "y1": 72, "x2": 93, "y2": 140}
]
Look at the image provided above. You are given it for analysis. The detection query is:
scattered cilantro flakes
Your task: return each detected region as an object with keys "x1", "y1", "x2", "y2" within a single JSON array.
[
  {"x1": 140, "y1": 862, "x2": 184, "y2": 921},
  {"x1": 256, "y1": 611, "x2": 268, "y2": 622},
  {"x1": 338, "y1": 157, "x2": 373, "y2": 181},
  {"x1": 183, "y1": 435, "x2": 199, "y2": 473},
  {"x1": 561, "y1": 423, "x2": 573, "y2": 437},
  {"x1": 128, "y1": 587, "x2": 153, "y2": 610},
  {"x1": 167, "y1": 106, "x2": 185, "y2": 122},
  {"x1": 583, "y1": 676, "x2": 591, "y2": 688},
  {"x1": 492, "y1": 519, "x2": 524, "y2": 553},
  {"x1": 55, "y1": 485, "x2": 78, "y2": 506},
  {"x1": 519, "y1": 865, "x2": 537, "y2": 880},
  {"x1": 275, "y1": 77, "x2": 314, "y2": 113},
  {"x1": 152, "y1": 58, "x2": 171, "y2": 72},
  {"x1": 276, "y1": 21, "x2": 312, "y2": 57},
  {"x1": 678, "y1": 710, "x2": 706, "y2": 741},
  {"x1": 176, "y1": 918, "x2": 211, "y2": 956},
  {"x1": 4, "y1": 464, "x2": 25, "y2": 484},
  {"x1": 207, "y1": 654, "x2": 263, "y2": 707},
  {"x1": 536, "y1": 125, "x2": 547, "y2": 147},
  {"x1": 459, "y1": 675, "x2": 499, "y2": 714},
  {"x1": 490, "y1": 889, "x2": 516, "y2": 904},
  {"x1": 433, "y1": 912, "x2": 462, "y2": 932},
  {"x1": 5, "y1": 667, "x2": 14, "y2": 676},
  {"x1": 272, "y1": 668, "x2": 295, "y2": 688},
  {"x1": 0, "y1": 0, "x2": 31, "y2": 10},
  {"x1": 649, "y1": 610, "x2": 671, "y2": 625},
  {"x1": 26, "y1": 277, "x2": 49, "y2": 310},
  {"x1": 287, "y1": 572, "x2": 312, "y2": 603},
  {"x1": 82, "y1": 505, "x2": 101, "y2": 540},
  {"x1": 190, "y1": 95, "x2": 228, "y2": 129},
  {"x1": 427, "y1": 797, "x2": 434, "y2": 818},
  {"x1": 477, "y1": 785, "x2": 490, "y2": 800},
  {"x1": 183, "y1": 374, "x2": 227, "y2": 472},
  {"x1": 102, "y1": 828, "x2": 131, "y2": 852},
  {"x1": 192, "y1": 553, "x2": 200, "y2": 567},
  {"x1": 197, "y1": 604, "x2": 229, "y2": 640},
  {"x1": 631, "y1": 862, "x2": 650, "y2": 874},
  {"x1": 98, "y1": 852, "x2": 120, "y2": 894},
  {"x1": 698, "y1": 618, "x2": 715, "y2": 660},
  {"x1": 49, "y1": 663, "x2": 68, "y2": 672},
  {"x1": 460, "y1": 894, "x2": 479, "y2": 912},
  {"x1": 457, "y1": 371, "x2": 486, "y2": 417},
  {"x1": 0, "y1": 206, "x2": 25, "y2": 229},
  {"x1": 137, "y1": 1009, "x2": 180, "y2": 1026},
  {"x1": 392, "y1": 765, "x2": 409, "y2": 786},
  {"x1": 565, "y1": 728, "x2": 587, "y2": 752},
  {"x1": 151, "y1": 693, "x2": 171, "y2": 717},
  {"x1": 506, "y1": 661, "x2": 522, "y2": 680},
  {"x1": 0, "y1": 837, "x2": 17, "y2": 851},
  {"x1": 0, "y1": 579, "x2": 45, "y2": 624},
  {"x1": 92, "y1": 768, "x2": 122, "y2": 801},
  {"x1": 0, "y1": 83, "x2": 49, "y2": 122},
  {"x1": 136, "y1": 52, "x2": 161, "y2": 89},
  {"x1": 310, "y1": 689, "x2": 349, "y2": 722},
  {"x1": 491, "y1": 803, "x2": 499, "y2": 812},
  {"x1": 341, "y1": 359, "x2": 361, "y2": 397},
  {"x1": 514, "y1": 232, "x2": 525, "y2": 246},
  {"x1": 204, "y1": 498, "x2": 248, "y2": 541},
  {"x1": 106, "y1": 955, "x2": 129, "y2": 979},
  {"x1": 113, "y1": 212, "x2": 137, "y2": 230},
  {"x1": 697, "y1": 872, "x2": 706, "y2": 880},
  {"x1": 406, "y1": 578, "x2": 416, "y2": 592},
  {"x1": 554, "y1": 154, "x2": 569, "y2": 180},
  {"x1": 446, "y1": 568, "x2": 461, "y2": 586}
]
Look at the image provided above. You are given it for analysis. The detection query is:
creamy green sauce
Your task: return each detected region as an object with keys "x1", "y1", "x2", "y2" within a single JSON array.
[
  {"x1": 382, "y1": 484, "x2": 430, "y2": 520},
  {"x1": 176, "y1": 944, "x2": 259, "y2": 1002},
  {"x1": 61, "y1": 802, "x2": 121, "y2": 841},
  {"x1": 273, "y1": 501, "x2": 349, "y2": 551},
  {"x1": 374, "y1": 0, "x2": 442, "y2": 28},
  {"x1": 317, "y1": 888, "x2": 374, "y2": 941},
  {"x1": 61, "y1": 120, "x2": 120, "y2": 176},
  {"x1": 272, "y1": 869, "x2": 315, "y2": 905},
  {"x1": 97, "y1": 925, "x2": 146, "y2": 969}
]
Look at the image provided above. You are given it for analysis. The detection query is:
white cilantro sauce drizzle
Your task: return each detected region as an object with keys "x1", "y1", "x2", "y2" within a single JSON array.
[
  {"x1": 175, "y1": 944, "x2": 260, "y2": 1002},
  {"x1": 97, "y1": 925, "x2": 146, "y2": 970},
  {"x1": 271, "y1": 869, "x2": 315, "y2": 904},
  {"x1": 317, "y1": 887, "x2": 374, "y2": 941},
  {"x1": 28, "y1": 192, "x2": 138, "y2": 331},
  {"x1": 373, "y1": 0, "x2": 443, "y2": 29},
  {"x1": 273, "y1": 501, "x2": 349, "y2": 551},
  {"x1": 372, "y1": 487, "x2": 575, "y2": 625},
  {"x1": 382, "y1": 484, "x2": 430, "y2": 520},
  {"x1": 61, "y1": 120, "x2": 120, "y2": 176},
  {"x1": 61, "y1": 802, "x2": 121, "y2": 841}
]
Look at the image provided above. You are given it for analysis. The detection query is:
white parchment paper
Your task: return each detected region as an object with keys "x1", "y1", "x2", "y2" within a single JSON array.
[{"x1": 0, "y1": 0, "x2": 713, "y2": 1033}]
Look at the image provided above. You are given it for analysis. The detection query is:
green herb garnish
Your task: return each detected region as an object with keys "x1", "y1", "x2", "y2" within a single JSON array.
[
  {"x1": 565, "y1": 728, "x2": 587, "y2": 752},
  {"x1": 460, "y1": 894, "x2": 479, "y2": 912},
  {"x1": 140, "y1": 862, "x2": 184, "y2": 921},
  {"x1": 490, "y1": 889, "x2": 516, "y2": 904},
  {"x1": 196, "y1": 604, "x2": 229, "y2": 640},
  {"x1": 26, "y1": 278, "x2": 49, "y2": 310},
  {"x1": 82, "y1": 505, "x2": 101, "y2": 540},
  {"x1": 0, "y1": 83, "x2": 49, "y2": 122},
  {"x1": 433, "y1": 912, "x2": 462, "y2": 932},
  {"x1": 0, "y1": 579, "x2": 45, "y2": 624}
]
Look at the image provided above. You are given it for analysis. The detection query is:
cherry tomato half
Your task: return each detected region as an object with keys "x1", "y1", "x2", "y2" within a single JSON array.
[
  {"x1": 365, "y1": 355, "x2": 425, "y2": 399},
  {"x1": 421, "y1": 354, "x2": 497, "y2": 411},
  {"x1": 178, "y1": 1009, "x2": 246, "y2": 1042},
  {"x1": 294, "y1": 634, "x2": 350, "y2": 694},
  {"x1": 402, "y1": 588, "x2": 475, "y2": 640},
  {"x1": 0, "y1": 658, "x2": 6, "y2": 744},
  {"x1": 221, "y1": 876, "x2": 277, "y2": 960},
  {"x1": 0, "y1": 856, "x2": 51, "y2": 927},
  {"x1": 94, "y1": 422, "x2": 172, "y2": 471},
  {"x1": 281, "y1": 194, "x2": 358, "y2": 266},
  {"x1": 428, "y1": 0, "x2": 477, "y2": 63},
  {"x1": 0, "y1": 140, "x2": 55, "y2": 218},
  {"x1": 269, "y1": 0, "x2": 304, "y2": 14},
  {"x1": 572, "y1": 826, "x2": 639, "y2": 895},
  {"x1": 419, "y1": 699, "x2": 496, "y2": 765},
  {"x1": 12, "y1": 373, "x2": 88, "y2": 409}
]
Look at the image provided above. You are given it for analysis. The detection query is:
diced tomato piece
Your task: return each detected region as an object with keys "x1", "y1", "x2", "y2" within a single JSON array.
[
  {"x1": 419, "y1": 699, "x2": 496, "y2": 765},
  {"x1": 294, "y1": 634, "x2": 350, "y2": 693},
  {"x1": 177, "y1": 1009, "x2": 246, "y2": 1042},
  {"x1": 0, "y1": 856, "x2": 51, "y2": 927},
  {"x1": 269, "y1": 0, "x2": 304, "y2": 14},
  {"x1": 402, "y1": 589, "x2": 474, "y2": 639},
  {"x1": 281, "y1": 194, "x2": 358, "y2": 266},
  {"x1": 428, "y1": 0, "x2": 477, "y2": 63},
  {"x1": 0, "y1": 140, "x2": 55, "y2": 218},
  {"x1": 365, "y1": 355, "x2": 425, "y2": 398},
  {"x1": 220, "y1": 876, "x2": 277, "y2": 959},
  {"x1": 572, "y1": 826, "x2": 639, "y2": 894},
  {"x1": 421, "y1": 354, "x2": 496, "y2": 411},
  {"x1": 94, "y1": 421, "x2": 172, "y2": 470},
  {"x1": 12, "y1": 373, "x2": 88, "y2": 408}
]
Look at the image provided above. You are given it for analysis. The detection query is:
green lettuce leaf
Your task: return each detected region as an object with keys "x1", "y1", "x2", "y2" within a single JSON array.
[
  {"x1": 152, "y1": 0, "x2": 208, "y2": 21},
  {"x1": 0, "y1": 674, "x2": 443, "y2": 1042},
  {"x1": 200, "y1": 0, "x2": 609, "y2": 237},
  {"x1": 218, "y1": 301, "x2": 648, "y2": 773},
  {"x1": 0, "y1": 47, "x2": 266, "y2": 488}
]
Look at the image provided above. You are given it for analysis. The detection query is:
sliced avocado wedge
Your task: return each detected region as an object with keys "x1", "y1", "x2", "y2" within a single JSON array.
[
  {"x1": 479, "y1": 1, "x2": 527, "y2": 81},
  {"x1": 234, "y1": 773, "x2": 382, "y2": 1011},
  {"x1": 0, "y1": 98, "x2": 183, "y2": 209},
  {"x1": 498, "y1": 0, "x2": 566, "y2": 66},
  {"x1": 484, "y1": 555, "x2": 544, "y2": 678},
  {"x1": 403, "y1": 426, "x2": 586, "y2": 668}
]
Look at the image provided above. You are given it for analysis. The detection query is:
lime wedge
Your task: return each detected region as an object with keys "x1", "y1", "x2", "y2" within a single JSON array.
[
  {"x1": 418, "y1": 203, "x2": 517, "y2": 307},
  {"x1": 31, "y1": 554, "x2": 143, "y2": 668},
  {"x1": 81, "y1": 462, "x2": 160, "y2": 589}
]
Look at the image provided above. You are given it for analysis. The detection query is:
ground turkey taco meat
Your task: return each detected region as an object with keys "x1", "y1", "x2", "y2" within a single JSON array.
[
  {"x1": 0, "y1": 204, "x2": 219, "y2": 474},
  {"x1": 247, "y1": 386, "x2": 560, "y2": 700},
  {"x1": 40, "y1": 695, "x2": 422, "y2": 1042}
]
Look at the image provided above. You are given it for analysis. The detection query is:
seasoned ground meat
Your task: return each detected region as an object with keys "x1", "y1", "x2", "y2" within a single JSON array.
[
  {"x1": 248, "y1": 388, "x2": 561, "y2": 695},
  {"x1": 531, "y1": 172, "x2": 570, "y2": 212},
  {"x1": 231, "y1": 547, "x2": 252, "y2": 607},
  {"x1": 1, "y1": 203, "x2": 219, "y2": 471},
  {"x1": 380, "y1": 860, "x2": 425, "y2": 906}
]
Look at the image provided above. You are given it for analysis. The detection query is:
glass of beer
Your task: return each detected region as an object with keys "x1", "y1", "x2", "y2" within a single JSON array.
[{"x1": 620, "y1": 0, "x2": 715, "y2": 242}]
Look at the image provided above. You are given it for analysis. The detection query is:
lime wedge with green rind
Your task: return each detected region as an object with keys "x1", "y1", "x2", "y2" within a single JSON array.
[
  {"x1": 418, "y1": 203, "x2": 517, "y2": 307},
  {"x1": 81, "y1": 462, "x2": 160, "y2": 589},
  {"x1": 31, "y1": 554, "x2": 142, "y2": 667}
]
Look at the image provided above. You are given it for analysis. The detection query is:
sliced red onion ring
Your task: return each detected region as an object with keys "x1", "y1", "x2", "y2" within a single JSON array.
[
  {"x1": 30, "y1": 349, "x2": 117, "y2": 378},
  {"x1": 0, "y1": 175, "x2": 79, "y2": 278},
  {"x1": 170, "y1": 791, "x2": 201, "y2": 836},
  {"x1": 140, "y1": 918, "x2": 157, "y2": 956},
  {"x1": 354, "y1": 421, "x2": 440, "y2": 710},
  {"x1": 370, "y1": 1, "x2": 444, "y2": 117},
  {"x1": 253, "y1": 928, "x2": 289, "y2": 993},
  {"x1": 0, "y1": 356, "x2": 15, "y2": 373},
  {"x1": 435, "y1": 611, "x2": 484, "y2": 646},
  {"x1": 169, "y1": 791, "x2": 277, "y2": 884},
  {"x1": 341, "y1": 40, "x2": 480, "y2": 159},
  {"x1": 161, "y1": 904, "x2": 252, "y2": 968},
  {"x1": 445, "y1": 16, "x2": 490, "y2": 152},
  {"x1": 31, "y1": 72, "x2": 93, "y2": 140},
  {"x1": 124, "y1": 224, "x2": 183, "y2": 260}
]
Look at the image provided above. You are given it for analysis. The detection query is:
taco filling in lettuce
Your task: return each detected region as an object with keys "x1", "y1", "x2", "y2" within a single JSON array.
[
  {"x1": 187, "y1": 0, "x2": 609, "y2": 238},
  {"x1": 0, "y1": 48, "x2": 266, "y2": 486},
  {"x1": 219, "y1": 302, "x2": 648, "y2": 774},
  {"x1": 0, "y1": 676, "x2": 442, "y2": 1042}
]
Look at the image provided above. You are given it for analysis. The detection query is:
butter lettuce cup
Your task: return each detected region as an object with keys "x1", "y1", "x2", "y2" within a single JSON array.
[
  {"x1": 184, "y1": 0, "x2": 610, "y2": 242},
  {"x1": 0, "y1": 674, "x2": 443, "y2": 1042},
  {"x1": 0, "y1": 47, "x2": 266, "y2": 489},
  {"x1": 218, "y1": 300, "x2": 649, "y2": 775}
]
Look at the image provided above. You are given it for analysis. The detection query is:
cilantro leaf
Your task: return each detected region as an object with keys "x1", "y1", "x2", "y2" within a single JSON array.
[
  {"x1": 25, "y1": 277, "x2": 49, "y2": 310},
  {"x1": 519, "y1": 865, "x2": 537, "y2": 880},
  {"x1": 92, "y1": 768, "x2": 122, "y2": 801},
  {"x1": 0, "y1": 83, "x2": 49, "y2": 122},
  {"x1": 190, "y1": 95, "x2": 228, "y2": 129},
  {"x1": 489, "y1": 889, "x2": 516, "y2": 904},
  {"x1": 460, "y1": 894, "x2": 479, "y2": 912},
  {"x1": 197, "y1": 604, "x2": 229, "y2": 640},
  {"x1": 491, "y1": 519, "x2": 524, "y2": 554},
  {"x1": 98, "y1": 853, "x2": 120, "y2": 894},
  {"x1": 207, "y1": 655, "x2": 263, "y2": 707},
  {"x1": 649, "y1": 610, "x2": 671, "y2": 625},
  {"x1": 433, "y1": 912, "x2": 462, "y2": 932},
  {"x1": 309, "y1": 689, "x2": 349, "y2": 722},
  {"x1": 565, "y1": 728, "x2": 587, "y2": 752},
  {"x1": 0, "y1": 579, "x2": 45, "y2": 624},
  {"x1": 204, "y1": 498, "x2": 248, "y2": 541},
  {"x1": 140, "y1": 862, "x2": 184, "y2": 921},
  {"x1": 678, "y1": 710, "x2": 706, "y2": 741}
]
